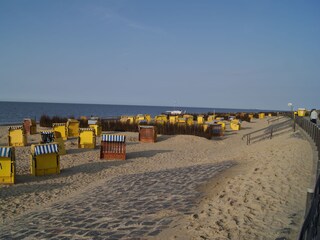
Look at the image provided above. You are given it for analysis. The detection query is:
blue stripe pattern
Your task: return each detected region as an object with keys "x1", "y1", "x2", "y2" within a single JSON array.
[
  {"x1": 102, "y1": 134, "x2": 125, "y2": 142},
  {"x1": 0, "y1": 147, "x2": 11, "y2": 158},
  {"x1": 34, "y1": 144, "x2": 59, "y2": 156}
]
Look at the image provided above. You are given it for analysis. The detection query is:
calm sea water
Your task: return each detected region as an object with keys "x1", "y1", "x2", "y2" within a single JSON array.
[{"x1": 0, "y1": 101, "x2": 270, "y2": 125}]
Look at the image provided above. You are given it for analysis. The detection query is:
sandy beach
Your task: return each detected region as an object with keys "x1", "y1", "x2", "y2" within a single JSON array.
[{"x1": 0, "y1": 117, "x2": 314, "y2": 239}]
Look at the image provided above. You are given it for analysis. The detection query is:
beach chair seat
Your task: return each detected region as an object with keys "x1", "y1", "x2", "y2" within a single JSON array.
[
  {"x1": 30, "y1": 143, "x2": 60, "y2": 176},
  {"x1": 0, "y1": 147, "x2": 15, "y2": 184},
  {"x1": 41, "y1": 131, "x2": 66, "y2": 155},
  {"x1": 100, "y1": 134, "x2": 126, "y2": 160},
  {"x1": 139, "y1": 126, "x2": 157, "y2": 143},
  {"x1": 53, "y1": 123, "x2": 68, "y2": 140},
  {"x1": 8, "y1": 126, "x2": 27, "y2": 146},
  {"x1": 23, "y1": 118, "x2": 37, "y2": 135},
  {"x1": 67, "y1": 119, "x2": 80, "y2": 138},
  {"x1": 78, "y1": 128, "x2": 96, "y2": 149}
]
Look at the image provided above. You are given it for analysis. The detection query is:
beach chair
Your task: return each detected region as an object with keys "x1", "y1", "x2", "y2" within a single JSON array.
[
  {"x1": 78, "y1": 128, "x2": 96, "y2": 149},
  {"x1": 30, "y1": 143, "x2": 60, "y2": 176},
  {"x1": 197, "y1": 115, "x2": 205, "y2": 125},
  {"x1": 88, "y1": 118, "x2": 102, "y2": 137},
  {"x1": 155, "y1": 115, "x2": 167, "y2": 125},
  {"x1": 8, "y1": 126, "x2": 27, "y2": 147},
  {"x1": 100, "y1": 134, "x2": 126, "y2": 160},
  {"x1": 144, "y1": 114, "x2": 152, "y2": 123},
  {"x1": 212, "y1": 124, "x2": 224, "y2": 137},
  {"x1": 298, "y1": 108, "x2": 306, "y2": 117},
  {"x1": 40, "y1": 131, "x2": 55, "y2": 143},
  {"x1": 217, "y1": 121, "x2": 226, "y2": 130},
  {"x1": 230, "y1": 119, "x2": 241, "y2": 131},
  {"x1": 67, "y1": 119, "x2": 79, "y2": 138},
  {"x1": 23, "y1": 118, "x2": 37, "y2": 135},
  {"x1": 139, "y1": 126, "x2": 157, "y2": 143},
  {"x1": 258, "y1": 113, "x2": 265, "y2": 119},
  {"x1": 177, "y1": 117, "x2": 186, "y2": 126},
  {"x1": 53, "y1": 131, "x2": 66, "y2": 155},
  {"x1": 0, "y1": 147, "x2": 15, "y2": 184},
  {"x1": 53, "y1": 123, "x2": 68, "y2": 140},
  {"x1": 207, "y1": 115, "x2": 216, "y2": 122},
  {"x1": 169, "y1": 115, "x2": 178, "y2": 124}
]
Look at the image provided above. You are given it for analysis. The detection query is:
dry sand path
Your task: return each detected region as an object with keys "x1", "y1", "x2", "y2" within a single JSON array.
[{"x1": 0, "y1": 118, "x2": 314, "y2": 239}]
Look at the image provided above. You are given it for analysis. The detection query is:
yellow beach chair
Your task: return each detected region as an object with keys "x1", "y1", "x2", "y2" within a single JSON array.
[
  {"x1": 258, "y1": 113, "x2": 265, "y2": 119},
  {"x1": 298, "y1": 108, "x2": 306, "y2": 117},
  {"x1": 197, "y1": 115, "x2": 205, "y2": 125},
  {"x1": 169, "y1": 115, "x2": 178, "y2": 124},
  {"x1": 0, "y1": 147, "x2": 15, "y2": 184},
  {"x1": 53, "y1": 131, "x2": 66, "y2": 155},
  {"x1": 53, "y1": 123, "x2": 68, "y2": 140},
  {"x1": 230, "y1": 119, "x2": 241, "y2": 131},
  {"x1": 78, "y1": 128, "x2": 96, "y2": 149},
  {"x1": 30, "y1": 143, "x2": 60, "y2": 176},
  {"x1": 88, "y1": 117, "x2": 102, "y2": 137},
  {"x1": 155, "y1": 115, "x2": 167, "y2": 125},
  {"x1": 67, "y1": 119, "x2": 79, "y2": 138},
  {"x1": 8, "y1": 126, "x2": 27, "y2": 147}
]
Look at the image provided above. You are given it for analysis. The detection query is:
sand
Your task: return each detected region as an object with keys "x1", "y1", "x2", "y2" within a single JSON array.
[{"x1": 0, "y1": 118, "x2": 314, "y2": 239}]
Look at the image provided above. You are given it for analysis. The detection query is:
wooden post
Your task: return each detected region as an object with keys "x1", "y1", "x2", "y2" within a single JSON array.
[{"x1": 305, "y1": 188, "x2": 314, "y2": 218}]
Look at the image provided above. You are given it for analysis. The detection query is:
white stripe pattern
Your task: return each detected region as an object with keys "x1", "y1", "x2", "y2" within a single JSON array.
[
  {"x1": 34, "y1": 144, "x2": 59, "y2": 156},
  {"x1": 79, "y1": 128, "x2": 95, "y2": 132},
  {"x1": 52, "y1": 123, "x2": 66, "y2": 127},
  {"x1": 41, "y1": 131, "x2": 54, "y2": 135},
  {"x1": 8, "y1": 126, "x2": 23, "y2": 130},
  {"x1": 102, "y1": 134, "x2": 126, "y2": 142},
  {"x1": 0, "y1": 147, "x2": 11, "y2": 158}
]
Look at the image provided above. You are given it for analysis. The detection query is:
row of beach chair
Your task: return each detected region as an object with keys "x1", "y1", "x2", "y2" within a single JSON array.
[{"x1": 1, "y1": 126, "x2": 158, "y2": 185}]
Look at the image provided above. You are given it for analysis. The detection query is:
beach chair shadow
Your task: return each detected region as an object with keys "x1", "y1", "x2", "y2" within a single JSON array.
[
  {"x1": 60, "y1": 161, "x2": 129, "y2": 176},
  {"x1": 156, "y1": 135, "x2": 174, "y2": 142},
  {"x1": 66, "y1": 148, "x2": 98, "y2": 154},
  {"x1": 127, "y1": 149, "x2": 172, "y2": 159},
  {"x1": 1, "y1": 180, "x2": 71, "y2": 198}
]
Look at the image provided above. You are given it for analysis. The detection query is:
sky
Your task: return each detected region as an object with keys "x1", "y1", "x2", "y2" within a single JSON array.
[{"x1": 0, "y1": 0, "x2": 319, "y2": 111}]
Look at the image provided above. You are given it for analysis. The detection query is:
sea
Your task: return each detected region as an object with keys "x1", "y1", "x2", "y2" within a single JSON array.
[{"x1": 0, "y1": 101, "x2": 275, "y2": 125}]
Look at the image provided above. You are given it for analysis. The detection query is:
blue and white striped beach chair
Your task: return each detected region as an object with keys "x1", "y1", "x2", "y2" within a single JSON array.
[
  {"x1": 0, "y1": 146, "x2": 15, "y2": 184},
  {"x1": 30, "y1": 143, "x2": 60, "y2": 176}
]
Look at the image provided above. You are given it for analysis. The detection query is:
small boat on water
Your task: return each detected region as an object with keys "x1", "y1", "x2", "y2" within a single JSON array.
[{"x1": 164, "y1": 110, "x2": 186, "y2": 115}]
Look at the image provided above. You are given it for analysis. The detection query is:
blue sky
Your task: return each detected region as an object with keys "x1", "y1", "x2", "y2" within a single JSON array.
[{"x1": 0, "y1": 0, "x2": 319, "y2": 110}]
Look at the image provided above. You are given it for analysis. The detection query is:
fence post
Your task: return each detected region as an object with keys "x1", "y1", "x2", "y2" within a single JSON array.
[{"x1": 305, "y1": 188, "x2": 314, "y2": 218}]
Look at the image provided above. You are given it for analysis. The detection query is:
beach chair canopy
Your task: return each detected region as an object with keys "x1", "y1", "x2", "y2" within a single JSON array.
[
  {"x1": 102, "y1": 134, "x2": 126, "y2": 142},
  {"x1": 0, "y1": 147, "x2": 12, "y2": 158},
  {"x1": 34, "y1": 144, "x2": 59, "y2": 156}
]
